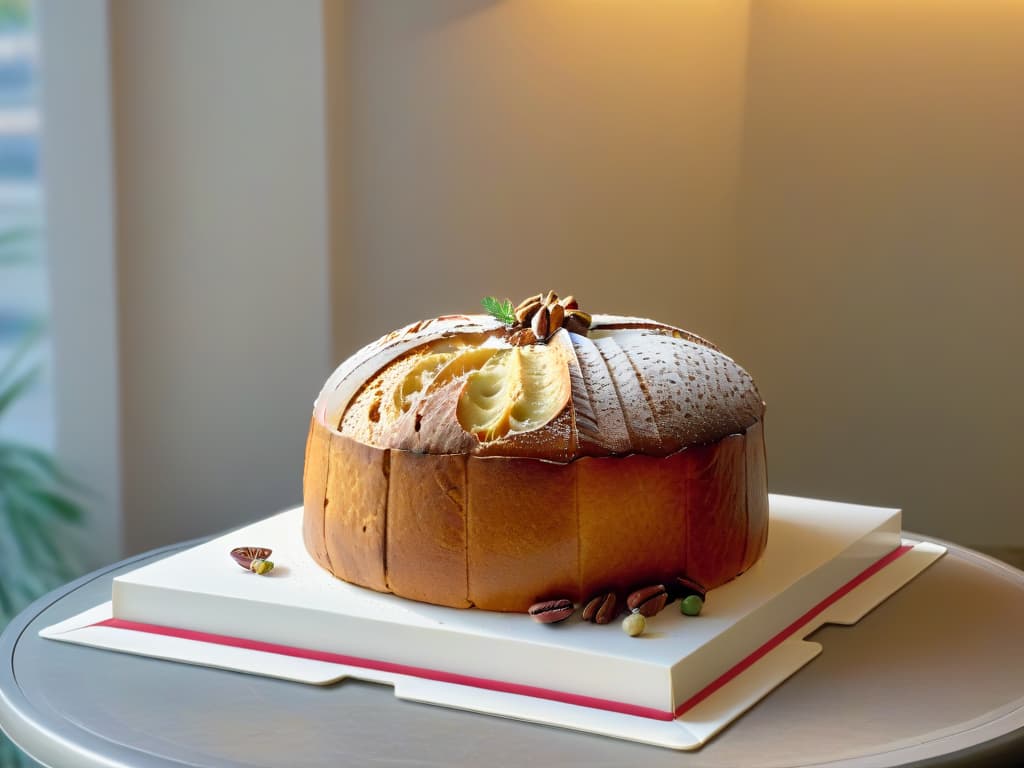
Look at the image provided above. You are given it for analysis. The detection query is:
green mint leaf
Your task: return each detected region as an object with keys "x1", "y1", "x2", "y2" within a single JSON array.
[{"x1": 481, "y1": 296, "x2": 515, "y2": 325}]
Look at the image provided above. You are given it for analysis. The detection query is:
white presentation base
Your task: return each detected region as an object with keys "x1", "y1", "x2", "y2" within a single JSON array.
[{"x1": 42, "y1": 495, "x2": 944, "y2": 749}]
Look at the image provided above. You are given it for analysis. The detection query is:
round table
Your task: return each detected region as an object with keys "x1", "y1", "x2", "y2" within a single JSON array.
[{"x1": 2, "y1": 536, "x2": 1024, "y2": 768}]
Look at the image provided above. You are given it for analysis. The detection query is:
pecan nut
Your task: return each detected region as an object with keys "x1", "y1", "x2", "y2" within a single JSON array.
[
  {"x1": 528, "y1": 598, "x2": 574, "y2": 624},
  {"x1": 230, "y1": 546, "x2": 272, "y2": 570},
  {"x1": 515, "y1": 293, "x2": 543, "y2": 313},
  {"x1": 548, "y1": 302, "x2": 565, "y2": 332},
  {"x1": 581, "y1": 592, "x2": 618, "y2": 624},
  {"x1": 514, "y1": 299, "x2": 543, "y2": 325},
  {"x1": 508, "y1": 327, "x2": 538, "y2": 346},
  {"x1": 562, "y1": 310, "x2": 591, "y2": 335},
  {"x1": 230, "y1": 546, "x2": 275, "y2": 575},
  {"x1": 509, "y1": 291, "x2": 591, "y2": 343},
  {"x1": 531, "y1": 305, "x2": 550, "y2": 339},
  {"x1": 627, "y1": 584, "x2": 669, "y2": 617}
]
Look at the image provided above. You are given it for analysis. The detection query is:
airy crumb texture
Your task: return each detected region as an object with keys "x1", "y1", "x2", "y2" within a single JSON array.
[{"x1": 334, "y1": 316, "x2": 762, "y2": 460}]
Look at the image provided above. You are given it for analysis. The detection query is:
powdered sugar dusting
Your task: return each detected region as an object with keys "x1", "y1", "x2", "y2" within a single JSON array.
[
  {"x1": 325, "y1": 314, "x2": 763, "y2": 459},
  {"x1": 567, "y1": 332, "x2": 633, "y2": 454},
  {"x1": 591, "y1": 334, "x2": 662, "y2": 451}
]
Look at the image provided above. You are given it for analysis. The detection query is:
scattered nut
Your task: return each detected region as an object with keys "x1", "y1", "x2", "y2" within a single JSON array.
[
  {"x1": 680, "y1": 594, "x2": 704, "y2": 616},
  {"x1": 627, "y1": 584, "x2": 669, "y2": 617},
  {"x1": 622, "y1": 613, "x2": 646, "y2": 637},
  {"x1": 230, "y1": 547, "x2": 275, "y2": 575},
  {"x1": 528, "y1": 598, "x2": 574, "y2": 624},
  {"x1": 581, "y1": 592, "x2": 618, "y2": 624},
  {"x1": 250, "y1": 558, "x2": 275, "y2": 575}
]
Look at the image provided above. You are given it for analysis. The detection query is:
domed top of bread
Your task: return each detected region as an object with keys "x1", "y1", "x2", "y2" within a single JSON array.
[{"x1": 315, "y1": 298, "x2": 763, "y2": 462}]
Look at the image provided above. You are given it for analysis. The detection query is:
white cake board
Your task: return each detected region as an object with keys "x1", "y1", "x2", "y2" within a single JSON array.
[{"x1": 41, "y1": 495, "x2": 944, "y2": 750}]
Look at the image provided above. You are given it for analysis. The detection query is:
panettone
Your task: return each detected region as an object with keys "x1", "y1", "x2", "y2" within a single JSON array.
[{"x1": 303, "y1": 293, "x2": 767, "y2": 612}]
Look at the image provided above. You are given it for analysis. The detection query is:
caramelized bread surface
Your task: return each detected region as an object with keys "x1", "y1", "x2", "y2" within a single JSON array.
[{"x1": 304, "y1": 421, "x2": 767, "y2": 611}]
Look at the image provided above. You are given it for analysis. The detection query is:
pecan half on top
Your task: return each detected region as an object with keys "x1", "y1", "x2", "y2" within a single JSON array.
[{"x1": 512, "y1": 291, "x2": 592, "y2": 342}]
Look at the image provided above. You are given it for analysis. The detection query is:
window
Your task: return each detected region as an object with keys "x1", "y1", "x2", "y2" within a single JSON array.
[{"x1": 0, "y1": 0, "x2": 52, "y2": 452}]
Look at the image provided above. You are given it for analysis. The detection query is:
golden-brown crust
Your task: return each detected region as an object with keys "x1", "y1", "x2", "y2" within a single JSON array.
[
  {"x1": 684, "y1": 435, "x2": 748, "y2": 589},
  {"x1": 466, "y1": 457, "x2": 579, "y2": 611},
  {"x1": 471, "y1": 405, "x2": 577, "y2": 461},
  {"x1": 324, "y1": 432, "x2": 388, "y2": 592},
  {"x1": 742, "y1": 419, "x2": 769, "y2": 573},
  {"x1": 385, "y1": 450, "x2": 470, "y2": 608},
  {"x1": 302, "y1": 412, "x2": 768, "y2": 611},
  {"x1": 576, "y1": 451, "x2": 690, "y2": 597},
  {"x1": 302, "y1": 417, "x2": 331, "y2": 570}
]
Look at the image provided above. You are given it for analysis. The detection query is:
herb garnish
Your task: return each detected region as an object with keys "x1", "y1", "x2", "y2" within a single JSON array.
[{"x1": 481, "y1": 296, "x2": 516, "y2": 325}]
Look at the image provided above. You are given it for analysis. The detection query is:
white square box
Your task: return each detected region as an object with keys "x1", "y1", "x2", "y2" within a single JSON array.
[{"x1": 42, "y1": 495, "x2": 943, "y2": 749}]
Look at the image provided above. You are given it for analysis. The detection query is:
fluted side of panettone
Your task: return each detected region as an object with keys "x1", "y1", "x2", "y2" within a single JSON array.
[{"x1": 302, "y1": 416, "x2": 768, "y2": 611}]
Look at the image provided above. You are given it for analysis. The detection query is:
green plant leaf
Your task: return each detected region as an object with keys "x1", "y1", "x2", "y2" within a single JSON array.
[
  {"x1": 0, "y1": 315, "x2": 87, "y2": 643},
  {"x1": 4, "y1": 492, "x2": 80, "y2": 567},
  {"x1": 0, "y1": 509, "x2": 23, "y2": 619},
  {"x1": 0, "y1": 442, "x2": 91, "y2": 492},
  {"x1": 1, "y1": 490, "x2": 78, "y2": 617},
  {"x1": 10, "y1": 568, "x2": 47, "y2": 605},
  {"x1": 7, "y1": 495, "x2": 65, "y2": 557},
  {"x1": 0, "y1": 580, "x2": 14, "y2": 619},
  {"x1": 0, "y1": 456, "x2": 50, "y2": 492},
  {"x1": 0, "y1": 366, "x2": 40, "y2": 419},
  {"x1": 0, "y1": 319, "x2": 44, "y2": 388},
  {"x1": 2, "y1": 481, "x2": 84, "y2": 574},
  {"x1": 481, "y1": 296, "x2": 515, "y2": 325},
  {"x1": 0, "y1": 226, "x2": 37, "y2": 267},
  {"x1": 16, "y1": 486, "x2": 83, "y2": 524}
]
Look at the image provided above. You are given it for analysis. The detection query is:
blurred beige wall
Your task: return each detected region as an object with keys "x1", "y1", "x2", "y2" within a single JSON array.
[
  {"x1": 732, "y1": 0, "x2": 1024, "y2": 543},
  {"x1": 337, "y1": 0, "x2": 1023, "y2": 548},
  {"x1": 335, "y1": 0, "x2": 752, "y2": 356},
  {"x1": 110, "y1": 0, "x2": 332, "y2": 554}
]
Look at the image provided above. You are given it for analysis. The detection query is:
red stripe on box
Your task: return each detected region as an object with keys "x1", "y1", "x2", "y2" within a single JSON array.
[
  {"x1": 673, "y1": 543, "x2": 914, "y2": 717},
  {"x1": 93, "y1": 617, "x2": 674, "y2": 720},
  {"x1": 94, "y1": 543, "x2": 914, "y2": 722}
]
